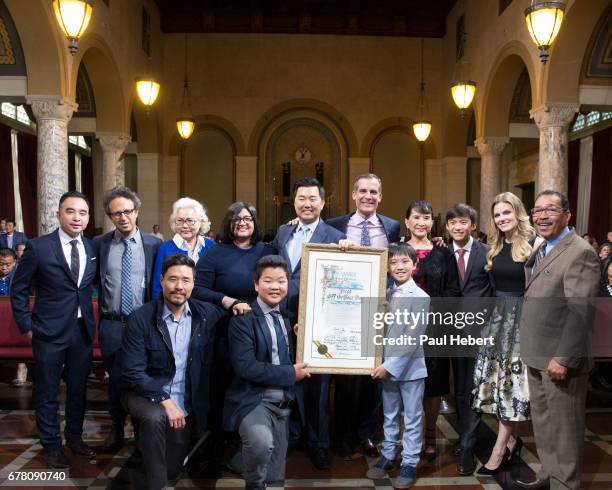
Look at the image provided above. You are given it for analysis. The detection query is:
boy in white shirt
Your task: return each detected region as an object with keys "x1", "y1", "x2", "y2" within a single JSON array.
[{"x1": 367, "y1": 243, "x2": 429, "y2": 489}]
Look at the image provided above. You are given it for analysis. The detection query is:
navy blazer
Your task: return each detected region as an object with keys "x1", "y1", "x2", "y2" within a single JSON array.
[
  {"x1": 10, "y1": 229, "x2": 97, "y2": 343},
  {"x1": 119, "y1": 298, "x2": 224, "y2": 432},
  {"x1": 448, "y1": 239, "x2": 493, "y2": 298},
  {"x1": 93, "y1": 230, "x2": 161, "y2": 310},
  {"x1": 223, "y1": 300, "x2": 297, "y2": 432},
  {"x1": 326, "y1": 212, "x2": 401, "y2": 244},
  {"x1": 272, "y1": 219, "x2": 345, "y2": 316},
  {"x1": 0, "y1": 231, "x2": 28, "y2": 250}
]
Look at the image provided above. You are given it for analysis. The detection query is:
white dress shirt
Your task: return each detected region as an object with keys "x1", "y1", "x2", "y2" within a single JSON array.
[
  {"x1": 346, "y1": 212, "x2": 388, "y2": 248},
  {"x1": 453, "y1": 236, "x2": 474, "y2": 276},
  {"x1": 58, "y1": 227, "x2": 86, "y2": 317}
]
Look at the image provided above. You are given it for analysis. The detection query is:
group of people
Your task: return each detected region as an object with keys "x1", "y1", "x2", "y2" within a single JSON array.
[{"x1": 5, "y1": 173, "x2": 607, "y2": 490}]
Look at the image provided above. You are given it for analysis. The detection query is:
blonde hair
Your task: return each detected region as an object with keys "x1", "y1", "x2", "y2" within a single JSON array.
[
  {"x1": 485, "y1": 192, "x2": 534, "y2": 271},
  {"x1": 169, "y1": 197, "x2": 211, "y2": 236}
]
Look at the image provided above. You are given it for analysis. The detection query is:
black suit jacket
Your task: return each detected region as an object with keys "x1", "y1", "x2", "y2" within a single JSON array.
[
  {"x1": 10, "y1": 229, "x2": 97, "y2": 343},
  {"x1": 0, "y1": 231, "x2": 28, "y2": 250},
  {"x1": 93, "y1": 230, "x2": 161, "y2": 311},
  {"x1": 223, "y1": 300, "x2": 297, "y2": 432},
  {"x1": 326, "y1": 212, "x2": 401, "y2": 244},
  {"x1": 272, "y1": 219, "x2": 345, "y2": 316},
  {"x1": 448, "y1": 239, "x2": 493, "y2": 298}
]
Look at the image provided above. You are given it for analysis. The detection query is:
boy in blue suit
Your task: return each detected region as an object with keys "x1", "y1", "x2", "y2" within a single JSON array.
[
  {"x1": 367, "y1": 243, "x2": 429, "y2": 489},
  {"x1": 224, "y1": 255, "x2": 310, "y2": 490}
]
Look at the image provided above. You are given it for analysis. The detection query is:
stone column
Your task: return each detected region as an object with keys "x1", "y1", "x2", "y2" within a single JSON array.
[
  {"x1": 530, "y1": 103, "x2": 580, "y2": 194},
  {"x1": 137, "y1": 153, "x2": 160, "y2": 233},
  {"x1": 576, "y1": 136, "x2": 593, "y2": 235},
  {"x1": 27, "y1": 96, "x2": 77, "y2": 235},
  {"x1": 97, "y1": 132, "x2": 131, "y2": 191},
  {"x1": 475, "y1": 137, "x2": 509, "y2": 232}
]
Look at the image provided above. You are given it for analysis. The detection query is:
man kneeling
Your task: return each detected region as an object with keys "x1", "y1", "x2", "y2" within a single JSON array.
[
  {"x1": 224, "y1": 255, "x2": 310, "y2": 490},
  {"x1": 120, "y1": 253, "x2": 223, "y2": 490}
]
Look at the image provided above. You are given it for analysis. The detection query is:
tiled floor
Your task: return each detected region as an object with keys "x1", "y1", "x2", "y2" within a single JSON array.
[{"x1": 2, "y1": 366, "x2": 612, "y2": 489}]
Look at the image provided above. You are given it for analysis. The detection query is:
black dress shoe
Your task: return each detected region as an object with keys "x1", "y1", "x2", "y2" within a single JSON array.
[
  {"x1": 66, "y1": 440, "x2": 96, "y2": 459},
  {"x1": 453, "y1": 442, "x2": 462, "y2": 457},
  {"x1": 336, "y1": 441, "x2": 355, "y2": 461},
  {"x1": 45, "y1": 448, "x2": 72, "y2": 469},
  {"x1": 103, "y1": 430, "x2": 125, "y2": 452},
  {"x1": 476, "y1": 448, "x2": 509, "y2": 476},
  {"x1": 456, "y1": 449, "x2": 476, "y2": 476},
  {"x1": 513, "y1": 477, "x2": 550, "y2": 489},
  {"x1": 311, "y1": 448, "x2": 330, "y2": 470},
  {"x1": 360, "y1": 438, "x2": 380, "y2": 458}
]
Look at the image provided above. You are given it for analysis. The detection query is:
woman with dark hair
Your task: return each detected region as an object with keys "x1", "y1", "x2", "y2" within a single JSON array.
[
  {"x1": 404, "y1": 200, "x2": 461, "y2": 461},
  {"x1": 192, "y1": 201, "x2": 275, "y2": 313}
]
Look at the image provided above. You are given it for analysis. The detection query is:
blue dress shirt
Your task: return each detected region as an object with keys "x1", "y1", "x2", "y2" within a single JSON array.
[{"x1": 162, "y1": 302, "x2": 192, "y2": 415}]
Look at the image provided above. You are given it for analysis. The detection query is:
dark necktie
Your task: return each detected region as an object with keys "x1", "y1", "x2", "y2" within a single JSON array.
[
  {"x1": 121, "y1": 238, "x2": 133, "y2": 315},
  {"x1": 69, "y1": 239, "x2": 80, "y2": 284},
  {"x1": 361, "y1": 220, "x2": 372, "y2": 246},
  {"x1": 270, "y1": 310, "x2": 294, "y2": 401},
  {"x1": 457, "y1": 248, "x2": 466, "y2": 282},
  {"x1": 533, "y1": 242, "x2": 547, "y2": 273}
]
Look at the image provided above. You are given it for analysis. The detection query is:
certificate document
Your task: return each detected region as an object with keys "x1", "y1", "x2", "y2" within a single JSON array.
[{"x1": 296, "y1": 243, "x2": 386, "y2": 374}]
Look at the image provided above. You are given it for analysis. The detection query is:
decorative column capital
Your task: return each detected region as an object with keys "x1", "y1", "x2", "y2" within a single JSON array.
[
  {"x1": 97, "y1": 132, "x2": 131, "y2": 154},
  {"x1": 27, "y1": 96, "x2": 77, "y2": 122},
  {"x1": 474, "y1": 137, "x2": 510, "y2": 157},
  {"x1": 530, "y1": 103, "x2": 580, "y2": 129}
]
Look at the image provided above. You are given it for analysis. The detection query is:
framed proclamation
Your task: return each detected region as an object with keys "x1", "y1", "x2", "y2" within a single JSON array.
[{"x1": 296, "y1": 243, "x2": 387, "y2": 374}]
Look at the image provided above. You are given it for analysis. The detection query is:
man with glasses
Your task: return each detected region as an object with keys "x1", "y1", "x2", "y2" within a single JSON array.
[
  {"x1": 93, "y1": 186, "x2": 161, "y2": 451},
  {"x1": 515, "y1": 190, "x2": 600, "y2": 490}
]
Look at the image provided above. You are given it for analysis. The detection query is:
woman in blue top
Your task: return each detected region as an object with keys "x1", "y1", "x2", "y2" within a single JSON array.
[
  {"x1": 192, "y1": 201, "x2": 275, "y2": 313},
  {"x1": 151, "y1": 197, "x2": 215, "y2": 298}
]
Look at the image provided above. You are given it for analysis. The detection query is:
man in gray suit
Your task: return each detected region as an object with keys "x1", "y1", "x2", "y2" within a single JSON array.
[{"x1": 515, "y1": 190, "x2": 600, "y2": 490}]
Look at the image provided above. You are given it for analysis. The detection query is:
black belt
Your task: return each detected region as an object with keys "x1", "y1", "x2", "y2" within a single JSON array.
[
  {"x1": 269, "y1": 400, "x2": 292, "y2": 409},
  {"x1": 100, "y1": 313, "x2": 128, "y2": 323}
]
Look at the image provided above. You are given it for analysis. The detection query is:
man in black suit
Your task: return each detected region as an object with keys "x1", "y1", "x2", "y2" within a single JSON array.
[
  {"x1": 120, "y1": 253, "x2": 224, "y2": 489},
  {"x1": 93, "y1": 186, "x2": 161, "y2": 451},
  {"x1": 326, "y1": 173, "x2": 401, "y2": 458},
  {"x1": 0, "y1": 220, "x2": 28, "y2": 250},
  {"x1": 446, "y1": 203, "x2": 493, "y2": 475},
  {"x1": 11, "y1": 191, "x2": 97, "y2": 468},
  {"x1": 272, "y1": 177, "x2": 345, "y2": 469}
]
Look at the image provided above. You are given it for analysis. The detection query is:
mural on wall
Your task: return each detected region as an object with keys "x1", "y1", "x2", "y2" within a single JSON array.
[
  {"x1": 582, "y1": 5, "x2": 612, "y2": 83},
  {"x1": 0, "y1": 0, "x2": 25, "y2": 75}
]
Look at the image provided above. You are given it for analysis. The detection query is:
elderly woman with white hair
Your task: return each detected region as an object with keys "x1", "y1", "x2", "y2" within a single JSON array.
[{"x1": 151, "y1": 197, "x2": 216, "y2": 298}]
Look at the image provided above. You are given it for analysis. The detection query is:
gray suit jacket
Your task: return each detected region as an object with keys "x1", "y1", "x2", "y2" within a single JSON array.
[{"x1": 520, "y1": 231, "x2": 600, "y2": 372}]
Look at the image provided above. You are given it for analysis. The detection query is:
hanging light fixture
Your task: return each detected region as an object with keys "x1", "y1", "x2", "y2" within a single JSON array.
[
  {"x1": 136, "y1": 56, "x2": 160, "y2": 112},
  {"x1": 176, "y1": 33, "x2": 195, "y2": 140},
  {"x1": 413, "y1": 39, "x2": 432, "y2": 142},
  {"x1": 53, "y1": 0, "x2": 93, "y2": 55},
  {"x1": 525, "y1": 1, "x2": 565, "y2": 63},
  {"x1": 451, "y1": 80, "x2": 476, "y2": 117}
]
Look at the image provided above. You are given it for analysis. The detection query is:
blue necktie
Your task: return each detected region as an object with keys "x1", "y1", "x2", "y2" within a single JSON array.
[
  {"x1": 270, "y1": 310, "x2": 294, "y2": 401},
  {"x1": 361, "y1": 220, "x2": 371, "y2": 246},
  {"x1": 121, "y1": 238, "x2": 133, "y2": 315},
  {"x1": 289, "y1": 226, "x2": 310, "y2": 271}
]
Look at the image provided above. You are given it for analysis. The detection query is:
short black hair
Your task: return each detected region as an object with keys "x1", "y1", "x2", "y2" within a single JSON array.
[
  {"x1": 445, "y1": 203, "x2": 477, "y2": 224},
  {"x1": 406, "y1": 200, "x2": 433, "y2": 219},
  {"x1": 59, "y1": 190, "x2": 89, "y2": 207},
  {"x1": 219, "y1": 202, "x2": 262, "y2": 245},
  {"x1": 6, "y1": 220, "x2": 15, "y2": 226},
  {"x1": 15, "y1": 242, "x2": 26, "y2": 250},
  {"x1": 0, "y1": 247, "x2": 17, "y2": 260},
  {"x1": 103, "y1": 186, "x2": 142, "y2": 215},
  {"x1": 161, "y1": 253, "x2": 195, "y2": 277},
  {"x1": 293, "y1": 177, "x2": 325, "y2": 200},
  {"x1": 254, "y1": 254, "x2": 289, "y2": 282},
  {"x1": 535, "y1": 189, "x2": 570, "y2": 211},
  {"x1": 388, "y1": 242, "x2": 417, "y2": 263}
]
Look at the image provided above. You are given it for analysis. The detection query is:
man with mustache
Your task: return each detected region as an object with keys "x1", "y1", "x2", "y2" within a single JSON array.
[
  {"x1": 515, "y1": 190, "x2": 600, "y2": 490},
  {"x1": 119, "y1": 253, "x2": 224, "y2": 489}
]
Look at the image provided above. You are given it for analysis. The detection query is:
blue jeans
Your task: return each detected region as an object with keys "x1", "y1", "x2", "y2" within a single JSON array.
[{"x1": 381, "y1": 378, "x2": 425, "y2": 467}]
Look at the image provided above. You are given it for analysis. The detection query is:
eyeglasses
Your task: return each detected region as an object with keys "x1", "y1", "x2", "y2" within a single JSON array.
[
  {"x1": 175, "y1": 218, "x2": 198, "y2": 226},
  {"x1": 232, "y1": 216, "x2": 254, "y2": 224},
  {"x1": 531, "y1": 206, "x2": 565, "y2": 217},
  {"x1": 109, "y1": 209, "x2": 136, "y2": 219},
  {"x1": 531, "y1": 206, "x2": 566, "y2": 217}
]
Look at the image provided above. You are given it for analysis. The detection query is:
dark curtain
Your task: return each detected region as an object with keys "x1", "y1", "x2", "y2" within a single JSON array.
[
  {"x1": 17, "y1": 131, "x2": 38, "y2": 238},
  {"x1": 0, "y1": 124, "x2": 14, "y2": 222},
  {"x1": 81, "y1": 153, "x2": 95, "y2": 238},
  {"x1": 567, "y1": 138, "x2": 580, "y2": 229},
  {"x1": 68, "y1": 148, "x2": 76, "y2": 191},
  {"x1": 589, "y1": 126, "x2": 612, "y2": 243}
]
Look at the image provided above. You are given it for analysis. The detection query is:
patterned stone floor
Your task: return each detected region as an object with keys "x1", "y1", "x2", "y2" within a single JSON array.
[{"x1": 1, "y1": 366, "x2": 612, "y2": 489}]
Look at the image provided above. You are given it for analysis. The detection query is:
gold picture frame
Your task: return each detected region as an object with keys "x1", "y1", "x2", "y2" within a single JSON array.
[{"x1": 296, "y1": 243, "x2": 387, "y2": 375}]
